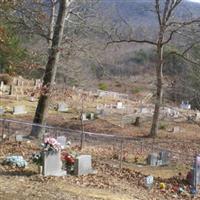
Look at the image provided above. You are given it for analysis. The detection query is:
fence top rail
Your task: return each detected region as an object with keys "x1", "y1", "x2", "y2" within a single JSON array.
[{"x1": 0, "y1": 118, "x2": 141, "y2": 141}]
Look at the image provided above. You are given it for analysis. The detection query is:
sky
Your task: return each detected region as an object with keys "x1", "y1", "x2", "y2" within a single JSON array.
[{"x1": 187, "y1": 0, "x2": 200, "y2": 3}]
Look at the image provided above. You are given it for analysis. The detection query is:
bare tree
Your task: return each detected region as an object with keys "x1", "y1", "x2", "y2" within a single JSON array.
[
  {"x1": 30, "y1": 0, "x2": 74, "y2": 138},
  {"x1": 107, "y1": 0, "x2": 200, "y2": 137}
]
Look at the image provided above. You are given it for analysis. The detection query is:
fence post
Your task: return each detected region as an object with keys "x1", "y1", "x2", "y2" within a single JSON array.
[
  {"x1": 80, "y1": 116, "x2": 85, "y2": 150},
  {"x1": 120, "y1": 139, "x2": 124, "y2": 169},
  {"x1": 1, "y1": 119, "x2": 5, "y2": 141},
  {"x1": 7, "y1": 121, "x2": 10, "y2": 140}
]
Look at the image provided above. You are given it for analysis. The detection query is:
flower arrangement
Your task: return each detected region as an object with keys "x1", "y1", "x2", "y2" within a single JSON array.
[
  {"x1": 31, "y1": 152, "x2": 43, "y2": 166},
  {"x1": 3, "y1": 156, "x2": 28, "y2": 168},
  {"x1": 61, "y1": 151, "x2": 75, "y2": 173},
  {"x1": 43, "y1": 137, "x2": 62, "y2": 152}
]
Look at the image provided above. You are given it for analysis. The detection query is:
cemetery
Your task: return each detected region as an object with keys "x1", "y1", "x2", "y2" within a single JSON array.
[
  {"x1": 1, "y1": 0, "x2": 200, "y2": 198},
  {"x1": 1, "y1": 77, "x2": 200, "y2": 199}
]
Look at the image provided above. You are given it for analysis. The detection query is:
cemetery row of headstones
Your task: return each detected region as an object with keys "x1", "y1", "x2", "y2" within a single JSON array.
[
  {"x1": 147, "y1": 151, "x2": 170, "y2": 166},
  {"x1": 42, "y1": 136, "x2": 94, "y2": 176}
]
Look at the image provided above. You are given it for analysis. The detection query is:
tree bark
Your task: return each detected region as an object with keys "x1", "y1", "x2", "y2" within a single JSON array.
[
  {"x1": 30, "y1": 0, "x2": 68, "y2": 138},
  {"x1": 150, "y1": 43, "x2": 164, "y2": 137}
]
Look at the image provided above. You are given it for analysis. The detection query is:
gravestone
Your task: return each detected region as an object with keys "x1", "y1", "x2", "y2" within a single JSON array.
[
  {"x1": 57, "y1": 136, "x2": 66, "y2": 149},
  {"x1": 81, "y1": 113, "x2": 87, "y2": 121},
  {"x1": 15, "y1": 135, "x2": 23, "y2": 142},
  {"x1": 147, "y1": 153, "x2": 158, "y2": 166},
  {"x1": 43, "y1": 150, "x2": 66, "y2": 176},
  {"x1": 145, "y1": 175, "x2": 154, "y2": 189},
  {"x1": 195, "y1": 112, "x2": 200, "y2": 121},
  {"x1": 180, "y1": 101, "x2": 191, "y2": 110},
  {"x1": 13, "y1": 105, "x2": 27, "y2": 115},
  {"x1": 57, "y1": 103, "x2": 68, "y2": 112},
  {"x1": 29, "y1": 96, "x2": 35, "y2": 102},
  {"x1": 87, "y1": 113, "x2": 94, "y2": 120},
  {"x1": 90, "y1": 113, "x2": 94, "y2": 120},
  {"x1": 140, "y1": 107, "x2": 149, "y2": 114},
  {"x1": 173, "y1": 126, "x2": 180, "y2": 133},
  {"x1": 159, "y1": 151, "x2": 170, "y2": 165},
  {"x1": 116, "y1": 102, "x2": 123, "y2": 109},
  {"x1": 0, "y1": 108, "x2": 4, "y2": 115},
  {"x1": 74, "y1": 155, "x2": 93, "y2": 176},
  {"x1": 193, "y1": 155, "x2": 200, "y2": 187},
  {"x1": 0, "y1": 81, "x2": 4, "y2": 91}
]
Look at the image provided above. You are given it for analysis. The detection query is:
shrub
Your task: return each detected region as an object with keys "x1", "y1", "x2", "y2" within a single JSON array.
[
  {"x1": 159, "y1": 123, "x2": 167, "y2": 130},
  {"x1": 98, "y1": 82, "x2": 108, "y2": 91},
  {"x1": 132, "y1": 87, "x2": 143, "y2": 94}
]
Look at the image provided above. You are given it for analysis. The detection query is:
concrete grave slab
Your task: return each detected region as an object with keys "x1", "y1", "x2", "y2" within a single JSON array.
[
  {"x1": 145, "y1": 175, "x2": 154, "y2": 189},
  {"x1": 81, "y1": 113, "x2": 87, "y2": 121},
  {"x1": 147, "y1": 153, "x2": 158, "y2": 166},
  {"x1": 74, "y1": 155, "x2": 93, "y2": 176},
  {"x1": 13, "y1": 105, "x2": 27, "y2": 115},
  {"x1": 159, "y1": 151, "x2": 170, "y2": 165},
  {"x1": 173, "y1": 126, "x2": 180, "y2": 133},
  {"x1": 57, "y1": 136, "x2": 66, "y2": 149},
  {"x1": 0, "y1": 108, "x2": 4, "y2": 115},
  {"x1": 57, "y1": 103, "x2": 68, "y2": 112},
  {"x1": 116, "y1": 102, "x2": 123, "y2": 109},
  {"x1": 43, "y1": 150, "x2": 66, "y2": 176},
  {"x1": 15, "y1": 135, "x2": 23, "y2": 142}
]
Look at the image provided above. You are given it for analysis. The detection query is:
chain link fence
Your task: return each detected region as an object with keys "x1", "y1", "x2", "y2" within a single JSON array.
[{"x1": 0, "y1": 118, "x2": 197, "y2": 168}]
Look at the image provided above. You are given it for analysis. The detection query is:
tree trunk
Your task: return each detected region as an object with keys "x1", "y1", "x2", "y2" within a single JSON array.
[
  {"x1": 48, "y1": 0, "x2": 56, "y2": 47},
  {"x1": 150, "y1": 44, "x2": 164, "y2": 137},
  {"x1": 30, "y1": 0, "x2": 68, "y2": 138}
]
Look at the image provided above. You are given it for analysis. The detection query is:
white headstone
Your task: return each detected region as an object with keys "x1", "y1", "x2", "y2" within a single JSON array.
[
  {"x1": 173, "y1": 126, "x2": 180, "y2": 133},
  {"x1": 57, "y1": 136, "x2": 66, "y2": 149},
  {"x1": 13, "y1": 105, "x2": 27, "y2": 115},
  {"x1": 89, "y1": 113, "x2": 94, "y2": 120},
  {"x1": 43, "y1": 150, "x2": 66, "y2": 176},
  {"x1": 0, "y1": 81, "x2": 4, "y2": 91},
  {"x1": 0, "y1": 107, "x2": 4, "y2": 115},
  {"x1": 145, "y1": 175, "x2": 154, "y2": 189},
  {"x1": 57, "y1": 103, "x2": 68, "y2": 112},
  {"x1": 74, "y1": 155, "x2": 93, "y2": 176},
  {"x1": 116, "y1": 102, "x2": 123, "y2": 109},
  {"x1": 147, "y1": 153, "x2": 158, "y2": 166},
  {"x1": 81, "y1": 113, "x2": 87, "y2": 121},
  {"x1": 140, "y1": 107, "x2": 149, "y2": 114},
  {"x1": 15, "y1": 135, "x2": 23, "y2": 142},
  {"x1": 29, "y1": 96, "x2": 35, "y2": 102}
]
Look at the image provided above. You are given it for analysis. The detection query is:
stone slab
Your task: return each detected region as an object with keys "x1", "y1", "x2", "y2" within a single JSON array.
[
  {"x1": 74, "y1": 155, "x2": 93, "y2": 176},
  {"x1": 57, "y1": 136, "x2": 66, "y2": 149},
  {"x1": 43, "y1": 150, "x2": 66, "y2": 176},
  {"x1": 15, "y1": 135, "x2": 23, "y2": 142},
  {"x1": 13, "y1": 105, "x2": 27, "y2": 115},
  {"x1": 57, "y1": 103, "x2": 68, "y2": 112}
]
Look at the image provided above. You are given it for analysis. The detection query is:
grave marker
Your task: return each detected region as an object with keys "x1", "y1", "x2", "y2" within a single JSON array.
[
  {"x1": 159, "y1": 151, "x2": 170, "y2": 165},
  {"x1": 13, "y1": 105, "x2": 27, "y2": 115},
  {"x1": 81, "y1": 113, "x2": 87, "y2": 121},
  {"x1": 193, "y1": 155, "x2": 200, "y2": 188},
  {"x1": 0, "y1": 81, "x2": 4, "y2": 91},
  {"x1": 57, "y1": 103, "x2": 68, "y2": 112},
  {"x1": 0, "y1": 108, "x2": 4, "y2": 115},
  {"x1": 57, "y1": 136, "x2": 66, "y2": 149},
  {"x1": 15, "y1": 135, "x2": 23, "y2": 142},
  {"x1": 173, "y1": 126, "x2": 180, "y2": 133},
  {"x1": 116, "y1": 102, "x2": 123, "y2": 109},
  {"x1": 74, "y1": 155, "x2": 93, "y2": 176},
  {"x1": 43, "y1": 150, "x2": 66, "y2": 176},
  {"x1": 147, "y1": 153, "x2": 158, "y2": 166},
  {"x1": 145, "y1": 175, "x2": 154, "y2": 189}
]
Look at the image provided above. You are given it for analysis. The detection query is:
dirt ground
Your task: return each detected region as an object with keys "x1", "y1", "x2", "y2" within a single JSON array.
[
  {"x1": 0, "y1": 141, "x2": 199, "y2": 200},
  {"x1": 1, "y1": 89, "x2": 200, "y2": 199}
]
